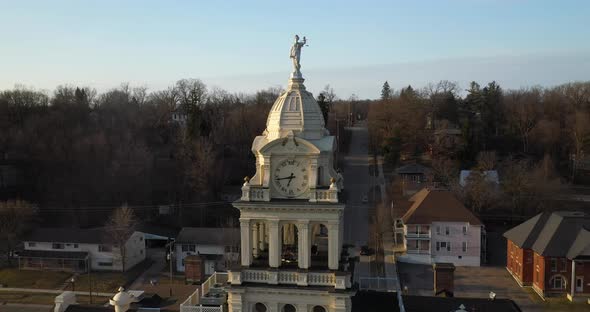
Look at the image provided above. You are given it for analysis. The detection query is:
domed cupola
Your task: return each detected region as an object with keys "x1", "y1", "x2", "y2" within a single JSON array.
[{"x1": 265, "y1": 76, "x2": 326, "y2": 141}]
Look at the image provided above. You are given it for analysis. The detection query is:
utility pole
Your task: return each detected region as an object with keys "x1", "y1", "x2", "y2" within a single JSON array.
[{"x1": 168, "y1": 238, "x2": 173, "y2": 296}]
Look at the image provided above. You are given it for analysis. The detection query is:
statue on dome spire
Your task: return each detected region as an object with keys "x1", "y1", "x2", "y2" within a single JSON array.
[{"x1": 290, "y1": 35, "x2": 307, "y2": 76}]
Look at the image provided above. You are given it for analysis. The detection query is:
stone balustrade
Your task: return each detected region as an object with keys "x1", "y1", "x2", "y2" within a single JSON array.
[
  {"x1": 240, "y1": 184, "x2": 338, "y2": 203},
  {"x1": 230, "y1": 268, "x2": 350, "y2": 290}
]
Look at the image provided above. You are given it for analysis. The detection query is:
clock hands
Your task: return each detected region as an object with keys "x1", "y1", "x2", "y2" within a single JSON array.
[{"x1": 276, "y1": 173, "x2": 296, "y2": 186}]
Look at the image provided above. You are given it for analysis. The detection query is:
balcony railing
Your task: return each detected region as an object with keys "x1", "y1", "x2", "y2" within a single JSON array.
[
  {"x1": 240, "y1": 184, "x2": 338, "y2": 203},
  {"x1": 229, "y1": 268, "x2": 350, "y2": 289},
  {"x1": 406, "y1": 232, "x2": 431, "y2": 238},
  {"x1": 406, "y1": 249, "x2": 431, "y2": 254}
]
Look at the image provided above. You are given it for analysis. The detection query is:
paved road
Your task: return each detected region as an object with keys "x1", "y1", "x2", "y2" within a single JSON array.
[{"x1": 342, "y1": 125, "x2": 371, "y2": 247}]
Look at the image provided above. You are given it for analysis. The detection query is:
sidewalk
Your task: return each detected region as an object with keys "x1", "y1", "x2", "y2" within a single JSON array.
[{"x1": 129, "y1": 249, "x2": 167, "y2": 289}]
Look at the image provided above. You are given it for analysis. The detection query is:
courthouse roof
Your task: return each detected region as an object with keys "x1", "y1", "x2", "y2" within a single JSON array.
[{"x1": 401, "y1": 188, "x2": 482, "y2": 225}]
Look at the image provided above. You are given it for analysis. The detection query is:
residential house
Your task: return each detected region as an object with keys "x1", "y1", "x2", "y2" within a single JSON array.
[
  {"x1": 396, "y1": 163, "x2": 432, "y2": 196},
  {"x1": 175, "y1": 227, "x2": 240, "y2": 274},
  {"x1": 398, "y1": 188, "x2": 484, "y2": 266},
  {"x1": 19, "y1": 227, "x2": 145, "y2": 272},
  {"x1": 504, "y1": 211, "x2": 590, "y2": 301}
]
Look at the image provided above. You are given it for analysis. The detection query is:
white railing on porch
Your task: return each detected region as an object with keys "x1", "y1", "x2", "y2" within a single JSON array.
[
  {"x1": 180, "y1": 272, "x2": 228, "y2": 312},
  {"x1": 201, "y1": 272, "x2": 228, "y2": 300}
]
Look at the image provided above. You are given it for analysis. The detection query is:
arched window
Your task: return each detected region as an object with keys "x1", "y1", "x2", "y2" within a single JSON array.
[
  {"x1": 550, "y1": 275, "x2": 566, "y2": 289},
  {"x1": 313, "y1": 306, "x2": 327, "y2": 312},
  {"x1": 254, "y1": 303, "x2": 267, "y2": 312},
  {"x1": 282, "y1": 304, "x2": 296, "y2": 312}
]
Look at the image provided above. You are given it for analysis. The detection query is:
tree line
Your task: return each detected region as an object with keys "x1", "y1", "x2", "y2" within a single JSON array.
[
  {"x1": 0, "y1": 80, "x2": 290, "y2": 227},
  {"x1": 370, "y1": 80, "x2": 590, "y2": 216}
]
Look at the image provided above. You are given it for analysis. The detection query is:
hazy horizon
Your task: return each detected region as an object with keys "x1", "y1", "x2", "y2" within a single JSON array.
[{"x1": 2, "y1": 0, "x2": 589, "y2": 99}]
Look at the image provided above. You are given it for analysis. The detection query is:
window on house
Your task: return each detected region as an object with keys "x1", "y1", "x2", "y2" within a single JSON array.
[
  {"x1": 98, "y1": 261, "x2": 113, "y2": 267},
  {"x1": 73, "y1": 244, "x2": 78, "y2": 248},
  {"x1": 436, "y1": 242, "x2": 440, "y2": 251},
  {"x1": 447, "y1": 242, "x2": 451, "y2": 251},
  {"x1": 462, "y1": 242, "x2": 467, "y2": 252},
  {"x1": 462, "y1": 226, "x2": 467, "y2": 235},
  {"x1": 52, "y1": 243, "x2": 64, "y2": 249},
  {"x1": 181, "y1": 244, "x2": 196, "y2": 252},
  {"x1": 445, "y1": 227, "x2": 450, "y2": 235},
  {"x1": 436, "y1": 226, "x2": 441, "y2": 235},
  {"x1": 98, "y1": 245, "x2": 112, "y2": 252},
  {"x1": 28, "y1": 242, "x2": 36, "y2": 247},
  {"x1": 550, "y1": 258, "x2": 557, "y2": 272},
  {"x1": 561, "y1": 259, "x2": 567, "y2": 272}
]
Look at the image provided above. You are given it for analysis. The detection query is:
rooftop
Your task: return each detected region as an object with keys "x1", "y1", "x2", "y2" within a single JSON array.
[
  {"x1": 401, "y1": 189, "x2": 482, "y2": 225},
  {"x1": 175, "y1": 227, "x2": 240, "y2": 246},
  {"x1": 504, "y1": 211, "x2": 590, "y2": 259},
  {"x1": 25, "y1": 227, "x2": 114, "y2": 244}
]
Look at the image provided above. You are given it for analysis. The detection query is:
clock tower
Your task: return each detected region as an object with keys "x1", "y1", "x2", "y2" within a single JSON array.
[{"x1": 227, "y1": 36, "x2": 353, "y2": 312}]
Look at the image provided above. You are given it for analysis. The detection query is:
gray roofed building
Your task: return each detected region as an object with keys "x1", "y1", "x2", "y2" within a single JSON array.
[
  {"x1": 26, "y1": 227, "x2": 111, "y2": 244},
  {"x1": 504, "y1": 211, "x2": 590, "y2": 259},
  {"x1": 175, "y1": 227, "x2": 240, "y2": 245},
  {"x1": 503, "y1": 212, "x2": 551, "y2": 249},
  {"x1": 396, "y1": 163, "x2": 430, "y2": 175}
]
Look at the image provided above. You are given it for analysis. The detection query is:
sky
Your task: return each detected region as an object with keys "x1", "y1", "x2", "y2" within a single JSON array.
[{"x1": 1, "y1": 0, "x2": 589, "y2": 99}]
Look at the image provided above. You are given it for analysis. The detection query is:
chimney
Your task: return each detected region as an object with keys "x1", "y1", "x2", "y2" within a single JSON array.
[
  {"x1": 54, "y1": 291, "x2": 77, "y2": 312},
  {"x1": 433, "y1": 262, "x2": 455, "y2": 297}
]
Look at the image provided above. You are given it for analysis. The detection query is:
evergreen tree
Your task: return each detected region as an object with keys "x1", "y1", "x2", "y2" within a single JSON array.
[
  {"x1": 317, "y1": 93, "x2": 329, "y2": 124},
  {"x1": 381, "y1": 81, "x2": 392, "y2": 101}
]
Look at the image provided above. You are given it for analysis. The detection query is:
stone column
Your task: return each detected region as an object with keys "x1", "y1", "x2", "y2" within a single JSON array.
[
  {"x1": 262, "y1": 156, "x2": 271, "y2": 187},
  {"x1": 571, "y1": 260, "x2": 576, "y2": 299},
  {"x1": 297, "y1": 221, "x2": 311, "y2": 269},
  {"x1": 227, "y1": 292, "x2": 243, "y2": 312},
  {"x1": 240, "y1": 219, "x2": 251, "y2": 266},
  {"x1": 328, "y1": 222, "x2": 340, "y2": 270},
  {"x1": 268, "y1": 220, "x2": 281, "y2": 268},
  {"x1": 252, "y1": 222, "x2": 259, "y2": 258},
  {"x1": 259, "y1": 222, "x2": 266, "y2": 251}
]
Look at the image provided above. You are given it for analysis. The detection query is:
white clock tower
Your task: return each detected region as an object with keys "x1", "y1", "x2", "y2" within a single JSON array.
[{"x1": 227, "y1": 36, "x2": 353, "y2": 312}]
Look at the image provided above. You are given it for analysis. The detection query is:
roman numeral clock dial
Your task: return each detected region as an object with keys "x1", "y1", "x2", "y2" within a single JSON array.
[{"x1": 273, "y1": 159, "x2": 309, "y2": 198}]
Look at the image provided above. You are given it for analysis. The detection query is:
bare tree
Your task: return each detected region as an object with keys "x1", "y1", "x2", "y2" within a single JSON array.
[
  {"x1": 106, "y1": 204, "x2": 137, "y2": 272},
  {"x1": 321, "y1": 84, "x2": 337, "y2": 103},
  {"x1": 477, "y1": 151, "x2": 497, "y2": 171},
  {"x1": 0, "y1": 200, "x2": 36, "y2": 264},
  {"x1": 505, "y1": 89, "x2": 540, "y2": 153}
]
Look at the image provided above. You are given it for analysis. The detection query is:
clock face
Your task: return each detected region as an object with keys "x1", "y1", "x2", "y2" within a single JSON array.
[{"x1": 273, "y1": 159, "x2": 308, "y2": 198}]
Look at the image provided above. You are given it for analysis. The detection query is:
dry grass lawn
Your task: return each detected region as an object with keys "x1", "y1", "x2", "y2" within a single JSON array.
[{"x1": 0, "y1": 268, "x2": 71, "y2": 289}]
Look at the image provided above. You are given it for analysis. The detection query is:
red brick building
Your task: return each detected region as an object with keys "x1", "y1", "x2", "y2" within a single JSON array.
[{"x1": 504, "y1": 211, "x2": 590, "y2": 301}]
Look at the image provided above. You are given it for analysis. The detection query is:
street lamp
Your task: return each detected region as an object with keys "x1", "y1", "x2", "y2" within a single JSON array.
[{"x1": 70, "y1": 277, "x2": 76, "y2": 292}]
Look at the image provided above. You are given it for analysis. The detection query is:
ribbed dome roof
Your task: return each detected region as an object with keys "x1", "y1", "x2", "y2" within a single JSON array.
[{"x1": 265, "y1": 77, "x2": 326, "y2": 141}]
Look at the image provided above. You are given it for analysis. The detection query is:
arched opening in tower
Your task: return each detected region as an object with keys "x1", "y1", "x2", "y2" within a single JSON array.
[
  {"x1": 311, "y1": 223, "x2": 329, "y2": 268},
  {"x1": 281, "y1": 223, "x2": 299, "y2": 267}
]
